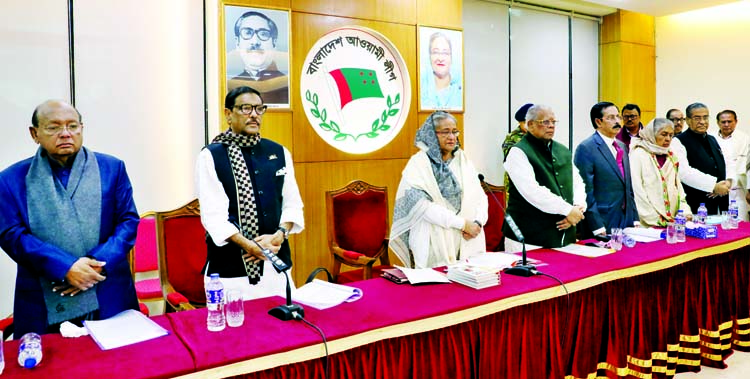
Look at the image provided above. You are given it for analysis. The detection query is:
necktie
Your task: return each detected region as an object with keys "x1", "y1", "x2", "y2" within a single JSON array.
[{"x1": 613, "y1": 141, "x2": 625, "y2": 177}]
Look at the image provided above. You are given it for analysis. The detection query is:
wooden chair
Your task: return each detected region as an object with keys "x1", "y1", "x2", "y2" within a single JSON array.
[
  {"x1": 325, "y1": 180, "x2": 391, "y2": 283},
  {"x1": 155, "y1": 199, "x2": 207, "y2": 312},
  {"x1": 1, "y1": 314, "x2": 13, "y2": 341},
  {"x1": 480, "y1": 176, "x2": 506, "y2": 252},
  {"x1": 127, "y1": 212, "x2": 163, "y2": 315}
]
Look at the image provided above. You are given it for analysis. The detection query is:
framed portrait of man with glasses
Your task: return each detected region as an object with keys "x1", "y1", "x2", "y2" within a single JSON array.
[
  {"x1": 418, "y1": 25, "x2": 464, "y2": 112},
  {"x1": 223, "y1": 5, "x2": 290, "y2": 108}
]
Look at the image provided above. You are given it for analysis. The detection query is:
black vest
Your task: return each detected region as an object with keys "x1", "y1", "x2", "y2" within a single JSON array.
[
  {"x1": 204, "y1": 139, "x2": 291, "y2": 278},
  {"x1": 503, "y1": 134, "x2": 576, "y2": 248},
  {"x1": 675, "y1": 129, "x2": 728, "y2": 214}
]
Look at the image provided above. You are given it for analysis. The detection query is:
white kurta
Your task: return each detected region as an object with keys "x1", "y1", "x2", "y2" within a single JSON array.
[{"x1": 713, "y1": 129, "x2": 750, "y2": 220}]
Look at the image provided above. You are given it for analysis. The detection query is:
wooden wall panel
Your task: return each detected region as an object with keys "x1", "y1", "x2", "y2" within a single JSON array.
[
  {"x1": 290, "y1": 158, "x2": 409, "y2": 284},
  {"x1": 599, "y1": 10, "x2": 655, "y2": 119},
  {"x1": 257, "y1": 111, "x2": 294, "y2": 154},
  {"x1": 292, "y1": 0, "x2": 417, "y2": 25},
  {"x1": 290, "y1": 12, "x2": 419, "y2": 163},
  {"x1": 417, "y1": 0, "x2": 462, "y2": 29}
]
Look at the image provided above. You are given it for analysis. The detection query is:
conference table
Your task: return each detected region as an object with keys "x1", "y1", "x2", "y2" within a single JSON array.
[{"x1": 2, "y1": 223, "x2": 749, "y2": 378}]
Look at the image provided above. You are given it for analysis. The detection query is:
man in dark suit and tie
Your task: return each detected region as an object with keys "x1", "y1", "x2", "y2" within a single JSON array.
[{"x1": 574, "y1": 102, "x2": 639, "y2": 237}]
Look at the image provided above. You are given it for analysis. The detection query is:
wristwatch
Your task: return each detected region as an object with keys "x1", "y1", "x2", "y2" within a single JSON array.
[{"x1": 277, "y1": 226, "x2": 289, "y2": 240}]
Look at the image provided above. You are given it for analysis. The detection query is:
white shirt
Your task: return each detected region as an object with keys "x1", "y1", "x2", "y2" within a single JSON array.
[
  {"x1": 596, "y1": 131, "x2": 618, "y2": 159},
  {"x1": 713, "y1": 128, "x2": 749, "y2": 185},
  {"x1": 670, "y1": 138, "x2": 717, "y2": 193},
  {"x1": 195, "y1": 146, "x2": 304, "y2": 247},
  {"x1": 504, "y1": 144, "x2": 587, "y2": 217}
]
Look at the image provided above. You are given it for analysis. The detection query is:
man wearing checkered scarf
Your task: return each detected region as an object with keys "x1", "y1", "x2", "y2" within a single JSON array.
[{"x1": 196, "y1": 86, "x2": 304, "y2": 300}]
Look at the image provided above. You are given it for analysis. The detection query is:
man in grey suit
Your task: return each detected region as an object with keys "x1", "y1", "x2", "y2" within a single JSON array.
[{"x1": 574, "y1": 102, "x2": 639, "y2": 237}]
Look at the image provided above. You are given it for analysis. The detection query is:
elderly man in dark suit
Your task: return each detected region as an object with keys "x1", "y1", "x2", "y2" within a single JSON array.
[{"x1": 574, "y1": 102, "x2": 639, "y2": 237}]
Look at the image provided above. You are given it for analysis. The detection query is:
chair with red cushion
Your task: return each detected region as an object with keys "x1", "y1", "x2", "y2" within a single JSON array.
[
  {"x1": 325, "y1": 180, "x2": 391, "y2": 283},
  {"x1": 1, "y1": 314, "x2": 13, "y2": 341},
  {"x1": 155, "y1": 199, "x2": 207, "y2": 312},
  {"x1": 127, "y1": 212, "x2": 162, "y2": 315},
  {"x1": 480, "y1": 176, "x2": 505, "y2": 252}
]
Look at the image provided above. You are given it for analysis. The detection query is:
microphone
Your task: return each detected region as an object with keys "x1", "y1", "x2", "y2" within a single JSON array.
[
  {"x1": 478, "y1": 174, "x2": 536, "y2": 277},
  {"x1": 249, "y1": 238, "x2": 305, "y2": 321}
]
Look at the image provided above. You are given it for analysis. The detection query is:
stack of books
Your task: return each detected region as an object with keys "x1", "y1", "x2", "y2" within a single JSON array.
[{"x1": 446, "y1": 264, "x2": 501, "y2": 289}]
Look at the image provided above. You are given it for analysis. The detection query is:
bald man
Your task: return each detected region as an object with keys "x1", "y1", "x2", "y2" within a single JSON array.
[{"x1": 0, "y1": 100, "x2": 140, "y2": 336}]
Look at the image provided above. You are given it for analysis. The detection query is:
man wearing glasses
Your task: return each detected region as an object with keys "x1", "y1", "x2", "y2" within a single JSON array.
[
  {"x1": 615, "y1": 103, "x2": 643, "y2": 151},
  {"x1": 666, "y1": 108, "x2": 686, "y2": 134},
  {"x1": 227, "y1": 11, "x2": 289, "y2": 105},
  {"x1": 675, "y1": 103, "x2": 730, "y2": 214},
  {"x1": 574, "y1": 102, "x2": 639, "y2": 238},
  {"x1": 503, "y1": 105, "x2": 586, "y2": 253},
  {"x1": 0, "y1": 100, "x2": 140, "y2": 335},
  {"x1": 196, "y1": 86, "x2": 304, "y2": 300}
]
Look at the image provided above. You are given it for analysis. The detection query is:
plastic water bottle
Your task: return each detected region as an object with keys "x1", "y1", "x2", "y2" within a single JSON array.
[
  {"x1": 17, "y1": 332, "x2": 42, "y2": 369},
  {"x1": 205, "y1": 273, "x2": 226, "y2": 332},
  {"x1": 1, "y1": 329, "x2": 5, "y2": 374},
  {"x1": 729, "y1": 200, "x2": 739, "y2": 229},
  {"x1": 696, "y1": 203, "x2": 708, "y2": 224},
  {"x1": 675, "y1": 210, "x2": 687, "y2": 242},
  {"x1": 623, "y1": 233, "x2": 637, "y2": 248}
]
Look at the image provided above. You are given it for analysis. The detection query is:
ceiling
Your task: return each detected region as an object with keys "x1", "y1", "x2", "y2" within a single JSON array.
[
  {"x1": 583, "y1": 0, "x2": 741, "y2": 16},
  {"x1": 515, "y1": 0, "x2": 742, "y2": 17}
]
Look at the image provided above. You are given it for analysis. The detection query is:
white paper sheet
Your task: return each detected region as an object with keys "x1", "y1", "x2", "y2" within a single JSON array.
[
  {"x1": 292, "y1": 279, "x2": 363, "y2": 310},
  {"x1": 464, "y1": 252, "x2": 520, "y2": 270},
  {"x1": 83, "y1": 309, "x2": 169, "y2": 350},
  {"x1": 623, "y1": 227, "x2": 663, "y2": 242},
  {"x1": 553, "y1": 244, "x2": 615, "y2": 257},
  {"x1": 395, "y1": 265, "x2": 451, "y2": 284}
]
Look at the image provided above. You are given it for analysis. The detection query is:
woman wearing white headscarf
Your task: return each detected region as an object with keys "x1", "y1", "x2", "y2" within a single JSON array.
[
  {"x1": 390, "y1": 111, "x2": 487, "y2": 268},
  {"x1": 630, "y1": 118, "x2": 692, "y2": 227}
]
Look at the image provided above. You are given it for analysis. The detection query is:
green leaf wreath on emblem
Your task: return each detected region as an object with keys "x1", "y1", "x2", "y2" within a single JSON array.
[{"x1": 305, "y1": 90, "x2": 401, "y2": 142}]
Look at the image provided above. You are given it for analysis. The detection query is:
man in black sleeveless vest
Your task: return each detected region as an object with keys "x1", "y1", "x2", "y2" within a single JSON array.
[
  {"x1": 503, "y1": 105, "x2": 587, "y2": 252},
  {"x1": 675, "y1": 103, "x2": 730, "y2": 215},
  {"x1": 196, "y1": 86, "x2": 304, "y2": 300}
]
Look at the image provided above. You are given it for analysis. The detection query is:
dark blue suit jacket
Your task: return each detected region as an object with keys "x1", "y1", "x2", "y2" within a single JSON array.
[
  {"x1": 0, "y1": 151, "x2": 139, "y2": 336},
  {"x1": 574, "y1": 132, "x2": 639, "y2": 237}
]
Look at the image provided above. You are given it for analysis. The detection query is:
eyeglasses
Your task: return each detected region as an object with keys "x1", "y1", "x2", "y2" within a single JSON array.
[
  {"x1": 668, "y1": 117, "x2": 686, "y2": 123},
  {"x1": 690, "y1": 115, "x2": 709, "y2": 122},
  {"x1": 622, "y1": 114, "x2": 640, "y2": 120},
  {"x1": 233, "y1": 104, "x2": 267, "y2": 115},
  {"x1": 239, "y1": 27, "x2": 272, "y2": 41},
  {"x1": 533, "y1": 120, "x2": 558, "y2": 126},
  {"x1": 435, "y1": 130, "x2": 460, "y2": 137},
  {"x1": 430, "y1": 49, "x2": 451, "y2": 57},
  {"x1": 36, "y1": 123, "x2": 81, "y2": 136},
  {"x1": 602, "y1": 115, "x2": 622, "y2": 122}
]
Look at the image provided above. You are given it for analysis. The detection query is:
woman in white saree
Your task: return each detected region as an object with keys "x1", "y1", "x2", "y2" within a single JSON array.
[{"x1": 389, "y1": 111, "x2": 488, "y2": 268}]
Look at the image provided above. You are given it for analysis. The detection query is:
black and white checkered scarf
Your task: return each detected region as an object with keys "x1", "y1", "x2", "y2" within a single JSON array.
[{"x1": 212, "y1": 129, "x2": 263, "y2": 284}]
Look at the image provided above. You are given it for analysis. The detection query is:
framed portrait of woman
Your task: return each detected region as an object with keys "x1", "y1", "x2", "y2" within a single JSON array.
[
  {"x1": 222, "y1": 5, "x2": 290, "y2": 108},
  {"x1": 418, "y1": 26, "x2": 464, "y2": 112}
]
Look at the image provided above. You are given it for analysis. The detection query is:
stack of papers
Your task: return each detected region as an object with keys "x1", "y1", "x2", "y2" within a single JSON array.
[
  {"x1": 292, "y1": 279, "x2": 363, "y2": 310},
  {"x1": 623, "y1": 227, "x2": 663, "y2": 242},
  {"x1": 447, "y1": 264, "x2": 501, "y2": 289},
  {"x1": 83, "y1": 309, "x2": 169, "y2": 350}
]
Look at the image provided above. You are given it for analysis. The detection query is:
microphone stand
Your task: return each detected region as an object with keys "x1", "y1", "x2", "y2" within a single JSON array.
[
  {"x1": 479, "y1": 174, "x2": 536, "y2": 277},
  {"x1": 250, "y1": 238, "x2": 305, "y2": 321}
]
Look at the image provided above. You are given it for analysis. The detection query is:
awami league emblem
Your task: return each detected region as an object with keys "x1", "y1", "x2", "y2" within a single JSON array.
[{"x1": 301, "y1": 26, "x2": 411, "y2": 154}]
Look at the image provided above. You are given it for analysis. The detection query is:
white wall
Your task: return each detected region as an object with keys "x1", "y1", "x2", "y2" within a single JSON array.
[
  {"x1": 0, "y1": 0, "x2": 71, "y2": 319},
  {"x1": 656, "y1": 1, "x2": 750, "y2": 135},
  {"x1": 0, "y1": 0, "x2": 205, "y2": 318},
  {"x1": 464, "y1": 0, "x2": 599, "y2": 185},
  {"x1": 464, "y1": 0, "x2": 510, "y2": 184}
]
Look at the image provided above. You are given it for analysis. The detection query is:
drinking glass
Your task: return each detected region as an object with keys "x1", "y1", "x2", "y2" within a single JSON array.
[
  {"x1": 665, "y1": 223, "x2": 678, "y2": 244},
  {"x1": 225, "y1": 290, "x2": 245, "y2": 327},
  {"x1": 721, "y1": 211, "x2": 732, "y2": 230},
  {"x1": 610, "y1": 228, "x2": 623, "y2": 251}
]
